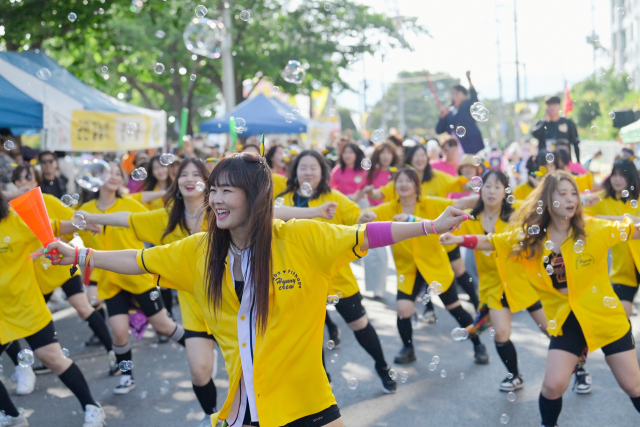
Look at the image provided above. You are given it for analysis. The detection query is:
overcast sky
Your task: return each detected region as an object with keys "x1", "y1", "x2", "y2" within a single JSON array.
[{"x1": 336, "y1": 0, "x2": 614, "y2": 111}]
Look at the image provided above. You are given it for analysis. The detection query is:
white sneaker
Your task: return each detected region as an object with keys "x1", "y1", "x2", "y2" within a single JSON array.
[
  {"x1": 83, "y1": 403, "x2": 106, "y2": 427},
  {"x1": 211, "y1": 348, "x2": 218, "y2": 381},
  {"x1": 12, "y1": 366, "x2": 36, "y2": 395},
  {"x1": 113, "y1": 375, "x2": 135, "y2": 395},
  {"x1": 0, "y1": 408, "x2": 29, "y2": 426},
  {"x1": 198, "y1": 414, "x2": 212, "y2": 427}
]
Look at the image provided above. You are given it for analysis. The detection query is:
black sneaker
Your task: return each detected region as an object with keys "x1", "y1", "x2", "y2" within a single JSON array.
[
  {"x1": 572, "y1": 367, "x2": 592, "y2": 394},
  {"x1": 375, "y1": 365, "x2": 398, "y2": 394},
  {"x1": 421, "y1": 309, "x2": 437, "y2": 324},
  {"x1": 85, "y1": 334, "x2": 102, "y2": 347},
  {"x1": 393, "y1": 346, "x2": 416, "y2": 364},
  {"x1": 328, "y1": 327, "x2": 341, "y2": 349},
  {"x1": 32, "y1": 364, "x2": 52, "y2": 375},
  {"x1": 499, "y1": 374, "x2": 524, "y2": 392},
  {"x1": 157, "y1": 334, "x2": 170, "y2": 344},
  {"x1": 114, "y1": 375, "x2": 136, "y2": 395},
  {"x1": 474, "y1": 343, "x2": 490, "y2": 364}
]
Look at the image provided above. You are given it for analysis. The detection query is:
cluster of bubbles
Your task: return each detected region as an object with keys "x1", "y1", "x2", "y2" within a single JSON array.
[
  {"x1": 450, "y1": 327, "x2": 469, "y2": 341},
  {"x1": 281, "y1": 60, "x2": 306, "y2": 84},
  {"x1": 603, "y1": 296, "x2": 619, "y2": 309},
  {"x1": 326, "y1": 294, "x2": 340, "y2": 306},
  {"x1": 183, "y1": 17, "x2": 226, "y2": 59},
  {"x1": 234, "y1": 117, "x2": 247, "y2": 134},
  {"x1": 361, "y1": 158, "x2": 372, "y2": 171},
  {"x1": 36, "y1": 68, "x2": 52, "y2": 81},
  {"x1": 455, "y1": 126, "x2": 466, "y2": 138},
  {"x1": 119, "y1": 360, "x2": 133, "y2": 372},
  {"x1": 427, "y1": 282, "x2": 443, "y2": 296},
  {"x1": 71, "y1": 213, "x2": 87, "y2": 230},
  {"x1": 3, "y1": 140, "x2": 15, "y2": 150},
  {"x1": 470, "y1": 102, "x2": 490, "y2": 122},
  {"x1": 159, "y1": 152, "x2": 177, "y2": 166},
  {"x1": 300, "y1": 182, "x2": 313, "y2": 197},
  {"x1": 527, "y1": 225, "x2": 540, "y2": 235},
  {"x1": 18, "y1": 349, "x2": 34, "y2": 367},
  {"x1": 60, "y1": 193, "x2": 80, "y2": 207},
  {"x1": 131, "y1": 167, "x2": 148, "y2": 181},
  {"x1": 428, "y1": 355, "x2": 440, "y2": 372},
  {"x1": 371, "y1": 129, "x2": 385, "y2": 143},
  {"x1": 274, "y1": 197, "x2": 285, "y2": 208}
]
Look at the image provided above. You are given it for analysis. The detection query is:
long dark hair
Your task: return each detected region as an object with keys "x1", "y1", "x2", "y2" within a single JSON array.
[
  {"x1": 367, "y1": 142, "x2": 398, "y2": 185},
  {"x1": 277, "y1": 150, "x2": 331, "y2": 200},
  {"x1": 339, "y1": 143, "x2": 365, "y2": 173},
  {"x1": 162, "y1": 158, "x2": 209, "y2": 240},
  {"x1": 394, "y1": 168, "x2": 421, "y2": 201},
  {"x1": 143, "y1": 155, "x2": 173, "y2": 192},
  {"x1": 405, "y1": 145, "x2": 433, "y2": 183},
  {"x1": 470, "y1": 170, "x2": 514, "y2": 223},
  {"x1": 511, "y1": 171, "x2": 586, "y2": 259},
  {"x1": 265, "y1": 144, "x2": 282, "y2": 169},
  {"x1": 0, "y1": 187, "x2": 8, "y2": 221},
  {"x1": 603, "y1": 158, "x2": 640, "y2": 201},
  {"x1": 205, "y1": 153, "x2": 273, "y2": 335},
  {"x1": 552, "y1": 149, "x2": 570, "y2": 171}
]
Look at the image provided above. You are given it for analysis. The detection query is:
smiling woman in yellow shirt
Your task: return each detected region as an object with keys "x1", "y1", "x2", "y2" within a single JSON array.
[
  {"x1": 276, "y1": 150, "x2": 397, "y2": 394},
  {"x1": 450, "y1": 171, "x2": 640, "y2": 427},
  {"x1": 359, "y1": 168, "x2": 489, "y2": 366},
  {"x1": 46, "y1": 152, "x2": 472, "y2": 427},
  {"x1": 0, "y1": 187, "x2": 106, "y2": 427}
]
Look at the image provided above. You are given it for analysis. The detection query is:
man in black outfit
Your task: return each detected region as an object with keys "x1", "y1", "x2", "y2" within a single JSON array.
[
  {"x1": 532, "y1": 96, "x2": 581, "y2": 163},
  {"x1": 39, "y1": 151, "x2": 68, "y2": 199}
]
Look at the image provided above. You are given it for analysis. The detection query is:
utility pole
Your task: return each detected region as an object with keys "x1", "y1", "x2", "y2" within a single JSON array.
[
  {"x1": 398, "y1": 79, "x2": 406, "y2": 136},
  {"x1": 221, "y1": 3, "x2": 236, "y2": 112},
  {"x1": 381, "y1": 53, "x2": 387, "y2": 132},
  {"x1": 495, "y1": 4, "x2": 506, "y2": 143},
  {"x1": 362, "y1": 53, "x2": 368, "y2": 113},
  {"x1": 513, "y1": 0, "x2": 521, "y2": 102}
]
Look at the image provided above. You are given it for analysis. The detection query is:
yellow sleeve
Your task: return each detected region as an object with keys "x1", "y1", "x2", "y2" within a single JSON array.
[
  {"x1": 272, "y1": 173, "x2": 288, "y2": 199},
  {"x1": 422, "y1": 196, "x2": 454, "y2": 219},
  {"x1": 590, "y1": 216, "x2": 633, "y2": 249},
  {"x1": 380, "y1": 181, "x2": 395, "y2": 201},
  {"x1": 136, "y1": 233, "x2": 204, "y2": 293},
  {"x1": 488, "y1": 230, "x2": 519, "y2": 259},
  {"x1": 366, "y1": 202, "x2": 395, "y2": 221},
  {"x1": 333, "y1": 191, "x2": 361, "y2": 225},
  {"x1": 126, "y1": 192, "x2": 144, "y2": 203},
  {"x1": 129, "y1": 209, "x2": 171, "y2": 246}
]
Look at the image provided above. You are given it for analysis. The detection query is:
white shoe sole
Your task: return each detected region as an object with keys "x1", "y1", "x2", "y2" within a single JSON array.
[
  {"x1": 499, "y1": 382, "x2": 524, "y2": 392},
  {"x1": 574, "y1": 387, "x2": 592, "y2": 394},
  {"x1": 114, "y1": 383, "x2": 136, "y2": 395}
]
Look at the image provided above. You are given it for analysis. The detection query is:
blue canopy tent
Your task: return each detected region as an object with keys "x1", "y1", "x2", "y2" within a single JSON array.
[
  {"x1": 200, "y1": 93, "x2": 307, "y2": 135},
  {"x1": 0, "y1": 75, "x2": 43, "y2": 129}
]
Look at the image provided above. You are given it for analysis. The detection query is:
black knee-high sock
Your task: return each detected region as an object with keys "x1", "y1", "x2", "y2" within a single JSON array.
[
  {"x1": 456, "y1": 272, "x2": 479, "y2": 308},
  {"x1": 94, "y1": 306, "x2": 106, "y2": 320},
  {"x1": 85, "y1": 311, "x2": 113, "y2": 352},
  {"x1": 495, "y1": 340, "x2": 519, "y2": 376},
  {"x1": 58, "y1": 363, "x2": 97, "y2": 410},
  {"x1": 539, "y1": 394, "x2": 562, "y2": 427},
  {"x1": 324, "y1": 311, "x2": 338, "y2": 333},
  {"x1": 631, "y1": 395, "x2": 640, "y2": 413},
  {"x1": 113, "y1": 342, "x2": 133, "y2": 378},
  {"x1": 5, "y1": 341, "x2": 20, "y2": 366},
  {"x1": 161, "y1": 288, "x2": 173, "y2": 318},
  {"x1": 448, "y1": 305, "x2": 481, "y2": 345},
  {"x1": 397, "y1": 316, "x2": 413, "y2": 349},
  {"x1": 0, "y1": 380, "x2": 19, "y2": 417},
  {"x1": 354, "y1": 323, "x2": 388, "y2": 370},
  {"x1": 193, "y1": 379, "x2": 217, "y2": 415},
  {"x1": 170, "y1": 324, "x2": 186, "y2": 347}
]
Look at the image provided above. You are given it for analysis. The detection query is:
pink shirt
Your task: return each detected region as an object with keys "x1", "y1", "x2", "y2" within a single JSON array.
[
  {"x1": 430, "y1": 159, "x2": 459, "y2": 177},
  {"x1": 568, "y1": 161, "x2": 587, "y2": 175},
  {"x1": 366, "y1": 169, "x2": 393, "y2": 206},
  {"x1": 330, "y1": 165, "x2": 367, "y2": 196}
]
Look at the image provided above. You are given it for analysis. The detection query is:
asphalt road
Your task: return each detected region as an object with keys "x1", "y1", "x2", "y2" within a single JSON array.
[{"x1": 2, "y1": 250, "x2": 639, "y2": 427}]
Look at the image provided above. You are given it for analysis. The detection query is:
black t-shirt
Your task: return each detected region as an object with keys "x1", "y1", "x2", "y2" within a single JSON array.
[
  {"x1": 531, "y1": 117, "x2": 580, "y2": 162},
  {"x1": 544, "y1": 252, "x2": 567, "y2": 290},
  {"x1": 235, "y1": 280, "x2": 244, "y2": 303},
  {"x1": 40, "y1": 175, "x2": 68, "y2": 199}
]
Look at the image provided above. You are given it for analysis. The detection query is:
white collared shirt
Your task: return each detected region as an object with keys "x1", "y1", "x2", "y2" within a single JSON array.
[{"x1": 227, "y1": 250, "x2": 258, "y2": 426}]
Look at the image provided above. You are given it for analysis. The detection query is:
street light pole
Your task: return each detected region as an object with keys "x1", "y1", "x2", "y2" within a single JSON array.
[
  {"x1": 513, "y1": 0, "x2": 521, "y2": 102},
  {"x1": 495, "y1": 4, "x2": 506, "y2": 143},
  {"x1": 221, "y1": 3, "x2": 236, "y2": 112}
]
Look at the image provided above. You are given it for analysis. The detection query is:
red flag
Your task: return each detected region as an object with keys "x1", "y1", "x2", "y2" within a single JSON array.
[{"x1": 564, "y1": 81, "x2": 573, "y2": 115}]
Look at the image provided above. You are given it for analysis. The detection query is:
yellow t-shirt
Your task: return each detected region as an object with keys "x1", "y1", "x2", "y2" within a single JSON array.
[
  {"x1": 490, "y1": 216, "x2": 631, "y2": 352},
  {"x1": 366, "y1": 197, "x2": 454, "y2": 295},
  {"x1": 0, "y1": 210, "x2": 57, "y2": 344},
  {"x1": 281, "y1": 189, "x2": 362, "y2": 298},
  {"x1": 80, "y1": 197, "x2": 154, "y2": 299},
  {"x1": 129, "y1": 208, "x2": 210, "y2": 333},
  {"x1": 272, "y1": 173, "x2": 288, "y2": 200},
  {"x1": 585, "y1": 194, "x2": 640, "y2": 288},
  {"x1": 136, "y1": 219, "x2": 368, "y2": 427},
  {"x1": 514, "y1": 182, "x2": 534, "y2": 201},
  {"x1": 379, "y1": 169, "x2": 465, "y2": 201}
]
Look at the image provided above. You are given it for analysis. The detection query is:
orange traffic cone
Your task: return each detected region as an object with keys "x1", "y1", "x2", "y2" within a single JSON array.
[{"x1": 9, "y1": 187, "x2": 56, "y2": 246}]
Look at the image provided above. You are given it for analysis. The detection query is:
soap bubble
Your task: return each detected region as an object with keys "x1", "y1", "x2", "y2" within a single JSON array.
[
  {"x1": 72, "y1": 213, "x2": 86, "y2": 229},
  {"x1": 195, "y1": 5, "x2": 208, "y2": 17},
  {"x1": 36, "y1": 68, "x2": 52, "y2": 80},
  {"x1": 505, "y1": 187, "x2": 511, "y2": 194},
  {"x1": 622, "y1": 189, "x2": 629, "y2": 198},
  {"x1": 119, "y1": 360, "x2": 133, "y2": 372},
  {"x1": 472, "y1": 156, "x2": 482, "y2": 166},
  {"x1": 500, "y1": 414, "x2": 509, "y2": 424},
  {"x1": 61, "y1": 348, "x2": 69, "y2": 359},
  {"x1": 620, "y1": 232, "x2": 628, "y2": 241},
  {"x1": 3, "y1": 237, "x2": 9, "y2": 243},
  {"x1": 421, "y1": 294, "x2": 430, "y2": 305},
  {"x1": 573, "y1": 240, "x2": 584, "y2": 253},
  {"x1": 507, "y1": 392, "x2": 516, "y2": 402},
  {"x1": 507, "y1": 195, "x2": 515, "y2": 204},
  {"x1": 553, "y1": 201, "x2": 560, "y2": 208},
  {"x1": 427, "y1": 282, "x2": 444, "y2": 296},
  {"x1": 18, "y1": 350, "x2": 34, "y2": 367},
  {"x1": 545, "y1": 264, "x2": 554, "y2": 275},
  {"x1": 428, "y1": 362, "x2": 437, "y2": 371},
  {"x1": 603, "y1": 296, "x2": 619, "y2": 309},
  {"x1": 155, "y1": 30, "x2": 166, "y2": 38},
  {"x1": 159, "y1": 153, "x2": 176, "y2": 166},
  {"x1": 469, "y1": 176, "x2": 483, "y2": 192},
  {"x1": 239, "y1": 10, "x2": 250, "y2": 21},
  {"x1": 590, "y1": 126, "x2": 599, "y2": 136},
  {"x1": 470, "y1": 102, "x2": 490, "y2": 122},
  {"x1": 326, "y1": 340, "x2": 335, "y2": 350},
  {"x1": 455, "y1": 126, "x2": 466, "y2": 137},
  {"x1": 432, "y1": 355, "x2": 440, "y2": 364},
  {"x1": 300, "y1": 182, "x2": 313, "y2": 197},
  {"x1": 285, "y1": 113, "x2": 295, "y2": 123},
  {"x1": 347, "y1": 378, "x2": 358, "y2": 389},
  {"x1": 101, "y1": 66, "x2": 108, "y2": 73},
  {"x1": 126, "y1": 123, "x2": 137, "y2": 134},
  {"x1": 68, "y1": 12, "x2": 77, "y2": 22},
  {"x1": 548, "y1": 319, "x2": 557, "y2": 329},
  {"x1": 131, "y1": 167, "x2": 147, "y2": 181},
  {"x1": 274, "y1": 197, "x2": 285, "y2": 208},
  {"x1": 361, "y1": 158, "x2": 372, "y2": 171},
  {"x1": 150, "y1": 290, "x2": 160, "y2": 301},
  {"x1": 536, "y1": 207, "x2": 543, "y2": 215},
  {"x1": 440, "y1": 370, "x2": 447, "y2": 378},
  {"x1": 609, "y1": 111, "x2": 616, "y2": 119},
  {"x1": 3, "y1": 140, "x2": 15, "y2": 150},
  {"x1": 559, "y1": 110, "x2": 565, "y2": 117},
  {"x1": 398, "y1": 275, "x2": 405, "y2": 283},
  {"x1": 388, "y1": 369, "x2": 398, "y2": 380},
  {"x1": 451, "y1": 327, "x2": 469, "y2": 341},
  {"x1": 61, "y1": 194, "x2": 74, "y2": 207},
  {"x1": 371, "y1": 128, "x2": 385, "y2": 143},
  {"x1": 538, "y1": 200, "x2": 543, "y2": 207},
  {"x1": 544, "y1": 240, "x2": 554, "y2": 251},
  {"x1": 631, "y1": 200, "x2": 638, "y2": 208},
  {"x1": 183, "y1": 18, "x2": 226, "y2": 59},
  {"x1": 190, "y1": 74, "x2": 197, "y2": 81},
  {"x1": 627, "y1": 76, "x2": 635, "y2": 87},
  {"x1": 195, "y1": 181, "x2": 206, "y2": 192},
  {"x1": 328, "y1": 108, "x2": 337, "y2": 117},
  {"x1": 528, "y1": 225, "x2": 540, "y2": 235},
  {"x1": 281, "y1": 60, "x2": 306, "y2": 84},
  {"x1": 459, "y1": 372, "x2": 465, "y2": 379},
  {"x1": 546, "y1": 153, "x2": 555, "y2": 163},
  {"x1": 154, "y1": 63, "x2": 165, "y2": 74},
  {"x1": 400, "y1": 371, "x2": 408, "y2": 383},
  {"x1": 324, "y1": 2, "x2": 332, "y2": 11},
  {"x1": 235, "y1": 117, "x2": 246, "y2": 134}
]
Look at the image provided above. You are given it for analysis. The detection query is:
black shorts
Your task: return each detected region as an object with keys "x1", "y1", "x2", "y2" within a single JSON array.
[
  {"x1": 334, "y1": 292, "x2": 367, "y2": 323},
  {"x1": 0, "y1": 321, "x2": 58, "y2": 354},
  {"x1": 447, "y1": 246, "x2": 461, "y2": 262},
  {"x1": 397, "y1": 270, "x2": 459, "y2": 306},
  {"x1": 612, "y1": 283, "x2": 639, "y2": 303},
  {"x1": 500, "y1": 293, "x2": 543, "y2": 313},
  {"x1": 549, "y1": 311, "x2": 635, "y2": 357},
  {"x1": 105, "y1": 287, "x2": 166, "y2": 318},
  {"x1": 242, "y1": 403, "x2": 340, "y2": 427},
  {"x1": 183, "y1": 330, "x2": 215, "y2": 341},
  {"x1": 43, "y1": 275, "x2": 84, "y2": 303}
]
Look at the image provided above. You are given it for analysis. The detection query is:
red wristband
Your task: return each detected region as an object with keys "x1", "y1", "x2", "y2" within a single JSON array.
[
  {"x1": 73, "y1": 246, "x2": 80, "y2": 267},
  {"x1": 460, "y1": 235, "x2": 478, "y2": 249}
]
